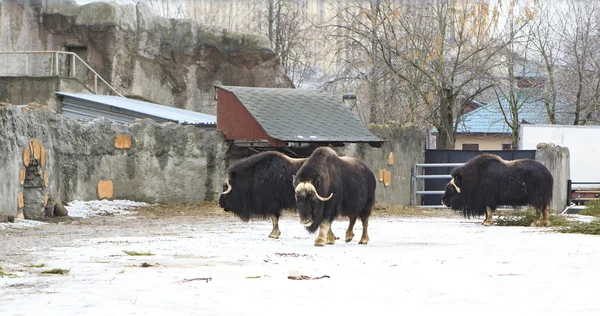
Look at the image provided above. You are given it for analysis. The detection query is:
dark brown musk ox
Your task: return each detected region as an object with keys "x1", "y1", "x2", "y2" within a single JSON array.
[
  {"x1": 293, "y1": 147, "x2": 376, "y2": 246},
  {"x1": 218, "y1": 151, "x2": 307, "y2": 239},
  {"x1": 441, "y1": 153, "x2": 553, "y2": 227}
]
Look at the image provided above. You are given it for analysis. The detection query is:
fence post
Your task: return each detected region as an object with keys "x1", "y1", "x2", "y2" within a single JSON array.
[
  {"x1": 412, "y1": 164, "x2": 417, "y2": 206},
  {"x1": 94, "y1": 75, "x2": 98, "y2": 93},
  {"x1": 25, "y1": 54, "x2": 29, "y2": 76},
  {"x1": 55, "y1": 51, "x2": 59, "y2": 76},
  {"x1": 71, "y1": 53, "x2": 76, "y2": 77},
  {"x1": 567, "y1": 179, "x2": 572, "y2": 206}
]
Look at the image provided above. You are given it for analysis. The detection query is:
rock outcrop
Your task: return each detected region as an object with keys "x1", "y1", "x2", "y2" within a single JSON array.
[{"x1": 0, "y1": 0, "x2": 293, "y2": 113}]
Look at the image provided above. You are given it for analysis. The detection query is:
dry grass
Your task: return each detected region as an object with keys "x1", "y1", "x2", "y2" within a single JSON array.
[
  {"x1": 579, "y1": 200, "x2": 600, "y2": 217},
  {"x1": 0, "y1": 266, "x2": 18, "y2": 278},
  {"x1": 558, "y1": 220, "x2": 600, "y2": 235},
  {"x1": 372, "y1": 204, "x2": 460, "y2": 218},
  {"x1": 122, "y1": 250, "x2": 154, "y2": 256},
  {"x1": 41, "y1": 268, "x2": 70, "y2": 275},
  {"x1": 26, "y1": 263, "x2": 45, "y2": 268},
  {"x1": 136, "y1": 202, "x2": 225, "y2": 219},
  {"x1": 493, "y1": 208, "x2": 570, "y2": 227}
]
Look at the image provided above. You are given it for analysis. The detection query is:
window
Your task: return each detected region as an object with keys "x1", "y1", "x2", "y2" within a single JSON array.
[
  {"x1": 462, "y1": 144, "x2": 479, "y2": 150},
  {"x1": 502, "y1": 144, "x2": 513, "y2": 150}
]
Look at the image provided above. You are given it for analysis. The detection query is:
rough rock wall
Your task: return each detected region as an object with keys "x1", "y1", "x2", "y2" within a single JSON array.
[
  {"x1": 0, "y1": 0, "x2": 292, "y2": 113},
  {"x1": 536, "y1": 143, "x2": 570, "y2": 212},
  {"x1": 0, "y1": 104, "x2": 227, "y2": 218},
  {"x1": 340, "y1": 124, "x2": 427, "y2": 206}
]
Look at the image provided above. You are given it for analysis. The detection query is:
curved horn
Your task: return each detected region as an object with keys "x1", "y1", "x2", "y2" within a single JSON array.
[
  {"x1": 222, "y1": 178, "x2": 232, "y2": 194},
  {"x1": 450, "y1": 178, "x2": 461, "y2": 193},
  {"x1": 315, "y1": 191, "x2": 333, "y2": 201},
  {"x1": 295, "y1": 182, "x2": 333, "y2": 201}
]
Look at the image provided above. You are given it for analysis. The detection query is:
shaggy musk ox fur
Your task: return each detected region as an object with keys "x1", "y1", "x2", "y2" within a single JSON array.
[
  {"x1": 441, "y1": 153, "x2": 553, "y2": 227},
  {"x1": 218, "y1": 151, "x2": 306, "y2": 238},
  {"x1": 293, "y1": 147, "x2": 376, "y2": 246}
]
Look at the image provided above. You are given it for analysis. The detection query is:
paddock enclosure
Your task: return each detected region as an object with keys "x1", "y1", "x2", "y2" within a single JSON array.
[{"x1": 0, "y1": 202, "x2": 598, "y2": 316}]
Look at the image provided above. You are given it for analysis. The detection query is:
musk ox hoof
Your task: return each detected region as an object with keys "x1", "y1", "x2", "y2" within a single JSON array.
[
  {"x1": 314, "y1": 238, "x2": 327, "y2": 247},
  {"x1": 345, "y1": 232, "x2": 354, "y2": 243},
  {"x1": 531, "y1": 220, "x2": 551, "y2": 227},
  {"x1": 358, "y1": 240, "x2": 369, "y2": 245},
  {"x1": 482, "y1": 221, "x2": 493, "y2": 226},
  {"x1": 268, "y1": 230, "x2": 281, "y2": 239}
]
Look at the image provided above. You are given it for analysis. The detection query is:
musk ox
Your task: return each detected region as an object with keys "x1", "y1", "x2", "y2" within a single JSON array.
[
  {"x1": 293, "y1": 147, "x2": 376, "y2": 246},
  {"x1": 441, "y1": 153, "x2": 553, "y2": 227},
  {"x1": 218, "y1": 151, "x2": 307, "y2": 239}
]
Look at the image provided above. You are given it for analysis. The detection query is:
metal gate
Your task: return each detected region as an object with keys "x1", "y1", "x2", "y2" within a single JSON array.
[{"x1": 413, "y1": 149, "x2": 536, "y2": 207}]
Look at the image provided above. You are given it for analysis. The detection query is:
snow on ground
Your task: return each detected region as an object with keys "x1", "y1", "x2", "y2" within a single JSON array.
[
  {"x1": 65, "y1": 199, "x2": 149, "y2": 218},
  {"x1": 0, "y1": 218, "x2": 47, "y2": 230},
  {"x1": 1, "y1": 205, "x2": 600, "y2": 316}
]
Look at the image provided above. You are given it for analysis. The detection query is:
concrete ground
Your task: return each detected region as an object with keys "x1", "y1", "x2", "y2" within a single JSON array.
[{"x1": 0, "y1": 202, "x2": 599, "y2": 316}]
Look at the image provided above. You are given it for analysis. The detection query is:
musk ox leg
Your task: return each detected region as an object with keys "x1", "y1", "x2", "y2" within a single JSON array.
[
  {"x1": 359, "y1": 216, "x2": 369, "y2": 245},
  {"x1": 314, "y1": 220, "x2": 331, "y2": 247},
  {"x1": 345, "y1": 216, "x2": 356, "y2": 243},
  {"x1": 532, "y1": 206, "x2": 551, "y2": 227},
  {"x1": 326, "y1": 227, "x2": 336, "y2": 245},
  {"x1": 268, "y1": 214, "x2": 281, "y2": 239},
  {"x1": 483, "y1": 208, "x2": 494, "y2": 226}
]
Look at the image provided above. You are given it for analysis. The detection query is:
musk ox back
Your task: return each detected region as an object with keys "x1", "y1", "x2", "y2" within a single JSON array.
[
  {"x1": 218, "y1": 151, "x2": 306, "y2": 238},
  {"x1": 293, "y1": 147, "x2": 376, "y2": 246},
  {"x1": 441, "y1": 153, "x2": 553, "y2": 227}
]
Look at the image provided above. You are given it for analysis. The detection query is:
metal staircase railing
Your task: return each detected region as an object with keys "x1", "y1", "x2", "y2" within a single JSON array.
[{"x1": 0, "y1": 51, "x2": 123, "y2": 97}]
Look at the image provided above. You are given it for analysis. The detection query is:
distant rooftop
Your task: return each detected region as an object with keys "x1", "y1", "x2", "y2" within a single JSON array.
[
  {"x1": 215, "y1": 85, "x2": 383, "y2": 144},
  {"x1": 56, "y1": 92, "x2": 216, "y2": 126},
  {"x1": 432, "y1": 92, "x2": 572, "y2": 135}
]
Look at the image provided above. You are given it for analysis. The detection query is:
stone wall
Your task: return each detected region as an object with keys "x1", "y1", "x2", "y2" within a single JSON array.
[
  {"x1": 0, "y1": 0, "x2": 292, "y2": 113},
  {"x1": 340, "y1": 123, "x2": 427, "y2": 206},
  {"x1": 0, "y1": 77, "x2": 94, "y2": 111},
  {"x1": 0, "y1": 104, "x2": 227, "y2": 218},
  {"x1": 536, "y1": 143, "x2": 570, "y2": 212}
]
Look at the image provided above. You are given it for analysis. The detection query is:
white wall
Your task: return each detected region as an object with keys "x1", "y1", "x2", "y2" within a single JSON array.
[{"x1": 519, "y1": 124, "x2": 600, "y2": 189}]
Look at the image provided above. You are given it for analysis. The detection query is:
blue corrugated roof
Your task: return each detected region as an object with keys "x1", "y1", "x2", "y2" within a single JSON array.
[
  {"x1": 56, "y1": 92, "x2": 216, "y2": 125},
  {"x1": 432, "y1": 92, "x2": 571, "y2": 135}
]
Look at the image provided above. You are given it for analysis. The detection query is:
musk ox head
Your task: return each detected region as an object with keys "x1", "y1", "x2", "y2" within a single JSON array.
[
  {"x1": 441, "y1": 176, "x2": 465, "y2": 209},
  {"x1": 218, "y1": 176, "x2": 234, "y2": 211},
  {"x1": 293, "y1": 175, "x2": 332, "y2": 231}
]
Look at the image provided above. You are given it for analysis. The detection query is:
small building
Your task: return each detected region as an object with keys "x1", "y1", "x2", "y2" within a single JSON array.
[
  {"x1": 431, "y1": 93, "x2": 571, "y2": 150},
  {"x1": 214, "y1": 85, "x2": 383, "y2": 158},
  {"x1": 56, "y1": 92, "x2": 216, "y2": 128}
]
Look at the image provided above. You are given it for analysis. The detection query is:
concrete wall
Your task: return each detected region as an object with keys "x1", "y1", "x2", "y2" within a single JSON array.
[
  {"x1": 0, "y1": 104, "x2": 227, "y2": 218},
  {"x1": 535, "y1": 143, "x2": 570, "y2": 213},
  {"x1": 0, "y1": 0, "x2": 292, "y2": 114},
  {"x1": 341, "y1": 123, "x2": 426, "y2": 206},
  {"x1": 0, "y1": 77, "x2": 94, "y2": 111}
]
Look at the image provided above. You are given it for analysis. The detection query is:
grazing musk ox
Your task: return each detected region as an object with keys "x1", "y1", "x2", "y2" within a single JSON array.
[
  {"x1": 218, "y1": 151, "x2": 307, "y2": 238},
  {"x1": 293, "y1": 147, "x2": 376, "y2": 246},
  {"x1": 441, "y1": 153, "x2": 553, "y2": 227}
]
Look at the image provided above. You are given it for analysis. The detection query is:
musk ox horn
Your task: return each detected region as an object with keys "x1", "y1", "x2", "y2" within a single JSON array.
[
  {"x1": 450, "y1": 178, "x2": 461, "y2": 193},
  {"x1": 295, "y1": 182, "x2": 333, "y2": 202},
  {"x1": 315, "y1": 191, "x2": 333, "y2": 201},
  {"x1": 223, "y1": 178, "x2": 232, "y2": 194}
]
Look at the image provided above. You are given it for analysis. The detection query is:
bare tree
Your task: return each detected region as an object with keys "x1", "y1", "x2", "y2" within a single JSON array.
[
  {"x1": 492, "y1": 0, "x2": 539, "y2": 148},
  {"x1": 559, "y1": 0, "x2": 600, "y2": 125},
  {"x1": 138, "y1": 0, "x2": 184, "y2": 18}
]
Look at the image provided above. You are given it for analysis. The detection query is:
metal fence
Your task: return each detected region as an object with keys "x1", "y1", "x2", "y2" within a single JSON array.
[
  {"x1": 0, "y1": 51, "x2": 122, "y2": 97},
  {"x1": 412, "y1": 162, "x2": 464, "y2": 208}
]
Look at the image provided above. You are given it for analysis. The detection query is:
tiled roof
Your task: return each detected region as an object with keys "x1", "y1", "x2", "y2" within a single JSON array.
[{"x1": 215, "y1": 85, "x2": 383, "y2": 143}]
